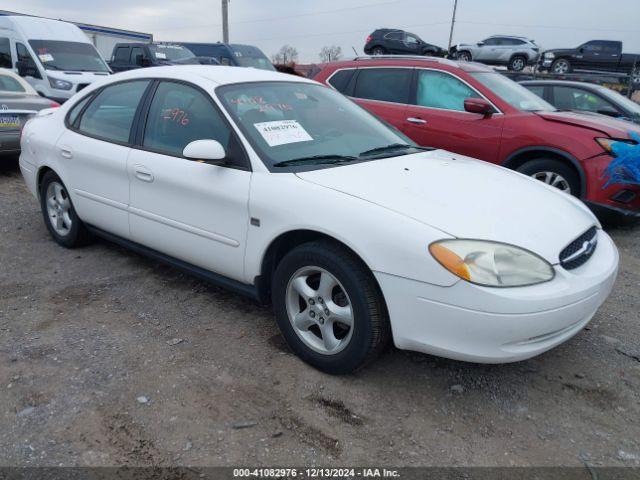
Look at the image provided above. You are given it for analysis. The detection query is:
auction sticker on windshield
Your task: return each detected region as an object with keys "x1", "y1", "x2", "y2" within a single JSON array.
[{"x1": 254, "y1": 120, "x2": 313, "y2": 147}]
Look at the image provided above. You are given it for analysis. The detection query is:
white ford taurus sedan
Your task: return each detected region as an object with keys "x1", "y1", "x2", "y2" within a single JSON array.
[{"x1": 19, "y1": 66, "x2": 618, "y2": 374}]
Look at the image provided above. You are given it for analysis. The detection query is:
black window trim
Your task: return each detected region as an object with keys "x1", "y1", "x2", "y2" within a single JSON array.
[
  {"x1": 135, "y1": 78, "x2": 252, "y2": 172},
  {"x1": 325, "y1": 67, "x2": 357, "y2": 96}
]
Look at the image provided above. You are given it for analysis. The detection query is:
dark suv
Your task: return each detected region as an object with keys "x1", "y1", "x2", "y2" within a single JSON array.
[
  {"x1": 109, "y1": 43, "x2": 201, "y2": 72},
  {"x1": 364, "y1": 29, "x2": 446, "y2": 57}
]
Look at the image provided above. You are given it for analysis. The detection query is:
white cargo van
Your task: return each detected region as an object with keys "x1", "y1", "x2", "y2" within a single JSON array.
[{"x1": 0, "y1": 16, "x2": 111, "y2": 102}]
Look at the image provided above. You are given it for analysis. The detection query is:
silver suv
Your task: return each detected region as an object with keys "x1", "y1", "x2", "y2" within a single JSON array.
[{"x1": 452, "y1": 36, "x2": 540, "y2": 71}]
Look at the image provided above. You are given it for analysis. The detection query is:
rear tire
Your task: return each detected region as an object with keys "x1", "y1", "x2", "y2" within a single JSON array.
[
  {"x1": 271, "y1": 240, "x2": 390, "y2": 374},
  {"x1": 516, "y1": 158, "x2": 581, "y2": 197},
  {"x1": 508, "y1": 55, "x2": 527, "y2": 72},
  {"x1": 39, "y1": 170, "x2": 90, "y2": 248},
  {"x1": 371, "y1": 46, "x2": 387, "y2": 55}
]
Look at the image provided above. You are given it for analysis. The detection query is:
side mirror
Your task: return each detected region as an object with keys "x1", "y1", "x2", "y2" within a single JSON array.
[
  {"x1": 183, "y1": 139, "x2": 227, "y2": 165},
  {"x1": 464, "y1": 98, "x2": 495, "y2": 116},
  {"x1": 596, "y1": 107, "x2": 620, "y2": 118},
  {"x1": 477, "y1": 42, "x2": 485, "y2": 47},
  {"x1": 15, "y1": 60, "x2": 34, "y2": 77}
]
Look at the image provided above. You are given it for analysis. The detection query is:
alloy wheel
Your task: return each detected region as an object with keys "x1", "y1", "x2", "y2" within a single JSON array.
[
  {"x1": 553, "y1": 60, "x2": 570, "y2": 74},
  {"x1": 511, "y1": 57, "x2": 525, "y2": 71},
  {"x1": 532, "y1": 171, "x2": 572, "y2": 194},
  {"x1": 458, "y1": 52, "x2": 471, "y2": 62},
  {"x1": 372, "y1": 47, "x2": 385, "y2": 56},
  {"x1": 46, "y1": 181, "x2": 72, "y2": 236},
  {"x1": 285, "y1": 266, "x2": 354, "y2": 355}
]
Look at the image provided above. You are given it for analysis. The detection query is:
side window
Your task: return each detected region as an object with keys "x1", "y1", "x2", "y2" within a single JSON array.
[
  {"x1": 404, "y1": 34, "x2": 419, "y2": 45},
  {"x1": 114, "y1": 47, "x2": 130, "y2": 63},
  {"x1": 78, "y1": 80, "x2": 149, "y2": 143},
  {"x1": 16, "y1": 43, "x2": 41, "y2": 79},
  {"x1": 483, "y1": 38, "x2": 499, "y2": 46},
  {"x1": 327, "y1": 69, "x2": 356, "y2": 94},
  {"x1": 67, "y1": 94, "x2": 94, "y2": 127},
  {"x1": 143, "y1": 81, "x2": 241, "y2": 162},
  {"x1": 353, "y1": 68, "x2": 412, "y2": 104},
  {"x1": 583, "y1": 42, "x2": 602, "y2": 53},
  {"x1": 525, "y1": 85, "x2": 545, "y2": 99},
  {"x1": 385, "y1": 32, "x2": 403, "y2": 41},
  {"x1": 0, "y1": 38, "x2": 12, "y2": 69},
  {"x1": 553, "y1": 86, "x2": 615, "y2": 113},
  {"x1": 415, "y1": 70, "x2": 480, "y2": 111},
  {"x1": 130, "y1": 46, "x2": 144, "y2": 65}
]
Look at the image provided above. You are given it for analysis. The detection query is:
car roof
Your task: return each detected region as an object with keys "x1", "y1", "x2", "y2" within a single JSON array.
[
  {"x1": 324, "y1": 56, "x2": 495, "y2": 73},
  {"x1": 108, "y1": 65, "x2": 316, "y2": 87}
]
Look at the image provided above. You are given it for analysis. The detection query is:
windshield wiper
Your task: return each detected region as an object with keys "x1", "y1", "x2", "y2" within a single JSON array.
[
  {"x1": 358, "y1": 143, "x2": 432, "y2": 157},
  {"x1": 273, "y1": 154, "x2": 358, "y2": 168}
]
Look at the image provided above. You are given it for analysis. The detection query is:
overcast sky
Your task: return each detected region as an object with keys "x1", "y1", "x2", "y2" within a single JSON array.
[{"x1": 3, "y1": 0, "x2": 639, "y2": 62}]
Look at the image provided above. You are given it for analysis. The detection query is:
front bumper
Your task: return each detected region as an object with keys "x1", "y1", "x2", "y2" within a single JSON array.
[{"x1": 375, "y1": 229, "x2": 618, "y2": 363}]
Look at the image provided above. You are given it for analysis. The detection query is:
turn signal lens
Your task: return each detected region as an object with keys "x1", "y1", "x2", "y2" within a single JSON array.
[
  {"x1": 429, "y1": 243, "x2": 471, "y2": 281},
  {"x1": 596, "y1": 137, "x2": 637, "y2": 157},
  {"x1": 429, "y1": 239, "x2": 555, "y2": 287}
]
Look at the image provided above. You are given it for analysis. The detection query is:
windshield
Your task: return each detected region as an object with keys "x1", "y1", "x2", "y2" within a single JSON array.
[
  {"x1": 598, "y1": 87, "x2": 640, "y2": 118},
  {"x1": 148, "y1": 44, "x2": 195, "y2": 61},
  {"x1": 217, "y1": 82, "x2": 421, "y2": 171},
  {"x1": 0, "y1": 74, "x2": 26, "y2": 93},
  {"x1": 470, "y1": 72, "x2": 555, "y2": 111},
  {"x1": 229, "y1": 45, "x2": 275, "y2": 71},
  {"x1": 29, "y1": 40, "x2": 109, "y2": 72}
]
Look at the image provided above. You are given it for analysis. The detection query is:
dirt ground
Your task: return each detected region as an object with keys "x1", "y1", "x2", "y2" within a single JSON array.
[{"x1": 1, "y1": 159, "x2": 639, "y2": 468}]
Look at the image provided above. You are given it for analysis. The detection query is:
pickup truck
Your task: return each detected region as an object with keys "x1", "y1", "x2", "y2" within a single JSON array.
[
  {"x1": 539, "y1": 40, "x2": 640, "y2": 84},
  {"x1": 108, "y1": 43, "x2": 202, "y2": 72}
]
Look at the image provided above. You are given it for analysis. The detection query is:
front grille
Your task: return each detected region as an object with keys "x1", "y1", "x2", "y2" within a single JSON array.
[
  {"x1": 559, "y1": 226, "x2": 598, "y2": 270},
  {"x1": 76, "y1": 83, "x2": 89, "y2": 92}
]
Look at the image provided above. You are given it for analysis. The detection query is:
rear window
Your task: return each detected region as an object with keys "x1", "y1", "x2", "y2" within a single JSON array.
[
  {"x1": 353, "y1": 68, "x2": 412, "y2": 104},
  {"x1": 327, "y1": 69, "x2": 355, "y2": 94},
  {"x1": 0, "y1": 74, "x2": 25, "y2": 93}
]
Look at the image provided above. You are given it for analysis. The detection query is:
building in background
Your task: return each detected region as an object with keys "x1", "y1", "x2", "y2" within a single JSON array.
[{"x1": 0, "y1": 10, "x2": 152, "y2": 59}]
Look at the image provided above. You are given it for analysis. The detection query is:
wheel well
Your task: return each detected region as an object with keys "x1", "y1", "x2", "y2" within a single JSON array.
[
  {"x1": 509, "y1": 53, "x2": 527, "y2": 61},
  {"x1": 257, "y1": 230, "x2": 370, "y2": 304},
  {"x1": 36, "y1": 166, "x2": 54, "y2": 198},
  {"x1": 503, "y1": 150, "x2": 584, "y2": 197},
  {"x1": 458, "y1": 49, "x2": 471, "y2": 58}
]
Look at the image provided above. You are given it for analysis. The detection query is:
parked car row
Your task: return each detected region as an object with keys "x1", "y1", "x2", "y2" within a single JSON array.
[{"x1": 18, "y1": 66, "x2": 619, "y2": 374}]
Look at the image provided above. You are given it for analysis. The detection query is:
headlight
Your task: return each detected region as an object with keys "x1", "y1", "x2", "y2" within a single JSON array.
[
  {"x1": 429, "y1": 240, "x2": 555, "y2": 287},
  {"x1": 47, "y1": 76, "x2": 73, "y2": 91},
  {"x1": 544, "y1": 52, "x2": 555, "y2": 59},
  {"x1": 596, "y1": 137, "x2": 637, "y2": 157}
]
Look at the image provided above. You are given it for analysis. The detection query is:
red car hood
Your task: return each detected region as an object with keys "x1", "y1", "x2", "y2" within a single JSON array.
[{"x1": 535, "y1": 111, "x2": 640, "y2": 138}]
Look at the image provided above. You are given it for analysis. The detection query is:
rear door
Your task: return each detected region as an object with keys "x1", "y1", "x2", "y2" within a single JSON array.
[
  {"x1": 127, "y1": 80, "x2": 251, "y2": 281},
  {"x1": 474, "y1": 38, "x2": 499, "y2": 62},
  {"x1": 56, "y1": 79, "x2": 151, "y2": 238},
  {"x1": 350, "y1": 67, "x2": 412, "y2": 136},
  {"x1": 403, "y1": 68, "x2": 504, "y2": 162}
]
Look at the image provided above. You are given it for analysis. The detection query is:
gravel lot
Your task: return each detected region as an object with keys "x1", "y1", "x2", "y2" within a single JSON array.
[{"x1": 1, "y1": 159, "x2": 639, "y2": 468}]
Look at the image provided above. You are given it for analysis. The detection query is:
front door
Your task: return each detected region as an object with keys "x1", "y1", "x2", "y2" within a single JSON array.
[
  {"x1": 403, "y1": 69, "x2": 504, "y2": 162},
  {"x1": 128, "y1": 80, "x2": 251, "y2": 281}
]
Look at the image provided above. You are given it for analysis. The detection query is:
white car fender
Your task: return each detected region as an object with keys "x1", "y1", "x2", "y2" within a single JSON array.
[{"x1": 244, "y1": 171, "x2": 461, "y2": 288}]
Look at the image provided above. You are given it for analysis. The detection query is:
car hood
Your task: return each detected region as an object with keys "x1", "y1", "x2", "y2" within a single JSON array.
[
  {"x1": 535, "y1": 110, "x2": 640, "y2": 138},
  {"x1": 296, "y1": 151, "x2": 597, "y2": 264}
]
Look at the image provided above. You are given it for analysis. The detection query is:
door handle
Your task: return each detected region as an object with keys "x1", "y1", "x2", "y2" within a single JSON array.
[
  {"x1": 407, "y1": 117, "x2": 427, "y2": 125},
  {"x1": 134, "y1": 165, "x2": 154, "y2": 183},
  {"x1": 60, "y1": 146, "x2": 73, "y2": 159}
]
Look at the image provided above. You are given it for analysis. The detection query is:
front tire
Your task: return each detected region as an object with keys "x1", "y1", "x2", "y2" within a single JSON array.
[
  {"x1": 551, "y1": 58, "x2": 572, "y2": 74},
  {"x1": 508, "y1": 55, "x2": 527, "y2": 71},
  {"x1": 271, "y1": 240, "x2": 390, "y2": 374},
  {"x1": 517, "y1": 159, "x2": 580, "y2": 197},
  {"x1": 39, "y1": 171, "x2": 90, "y2": 248},
  {"x1": 457, "y1": 51, "x2": 472, "y2": 62}
]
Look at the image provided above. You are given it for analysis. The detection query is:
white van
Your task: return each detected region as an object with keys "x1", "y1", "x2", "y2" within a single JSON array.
[{"x1": 0, "y1": 16, "x2": 111, "y2": 102}]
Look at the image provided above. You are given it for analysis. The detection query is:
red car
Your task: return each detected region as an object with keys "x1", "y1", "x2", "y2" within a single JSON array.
[{"x1": 314, "y1": 57, "x2": 640, "y2": 219}]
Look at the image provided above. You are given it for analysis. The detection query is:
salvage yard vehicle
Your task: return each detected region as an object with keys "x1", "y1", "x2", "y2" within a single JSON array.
[
  {"x1": 178, "y1": 43, "x2": 275, "y2": 71},
  {"x1": 19, "y1": 66, "x2": 619, "y2": 374},
  {"x1": 451, "y1": 35, "x2": 540, "y2": 71},
  {"x1": 0, "y1": 16, "x2": 111, "y2": 103},
  {"x1": 315, "y1": 56, "x2": 640, "y2": 220},
  {"x1": 539, "y1": 40, "x2": 640, "y2": 84},
  {"x1": 521, "y1": 80, "x2": 640, "y2": 125},
  {"x1": 109, "y1": 43, "x2": 201, "y2": 72},
  {"x1": 0, "y1": 68, "x2": 59, "y2": 156},
  {"x1": 364, "y1": 29, "x2": 446, "y2": 57}
]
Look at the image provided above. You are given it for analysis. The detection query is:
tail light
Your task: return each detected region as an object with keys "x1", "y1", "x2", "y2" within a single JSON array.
[
  {"x1": 366, "y1": 35, "x2": 372, "y2": 44},
  {"x1": 50, "y1": 101, "x2": 61, "y2": 108}
]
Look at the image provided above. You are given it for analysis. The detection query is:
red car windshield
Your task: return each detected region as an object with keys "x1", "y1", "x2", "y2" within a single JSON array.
[{"x1": 471, "y1": 72, "x2": 555, "y2": 112}]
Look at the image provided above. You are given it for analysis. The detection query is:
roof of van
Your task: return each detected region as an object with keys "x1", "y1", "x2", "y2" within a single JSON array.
[{"x1": 0, "y1": 16, "x2": 90, "y2": 42}]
